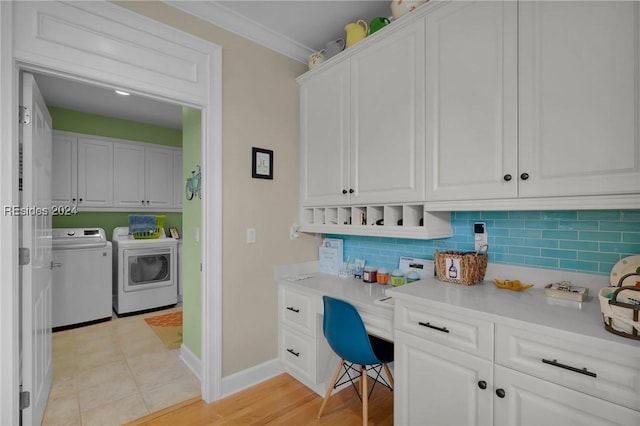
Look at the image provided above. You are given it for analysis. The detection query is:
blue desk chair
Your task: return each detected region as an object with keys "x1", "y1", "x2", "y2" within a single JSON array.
[{"x1": 318, "y1": 296, "x2": 394, "y2": 425}]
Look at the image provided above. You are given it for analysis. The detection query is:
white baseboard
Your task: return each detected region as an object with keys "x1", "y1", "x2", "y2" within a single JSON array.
[
  {"x1": 180, "y1": 344, "x2": 202, "y2": 381},
  {"x1": 221, "y1": 358, "x2": 284, "y2": 398},
  {"x1": 179, "y1": 348, "x2": 285, "y2": 400}
]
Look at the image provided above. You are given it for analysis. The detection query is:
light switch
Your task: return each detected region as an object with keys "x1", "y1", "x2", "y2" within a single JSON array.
[
  {"x1": 194, "y1": 227, "x2": 200, "y2": 243},
  {"x1": 247, "y1": 228, "x2": 256, "y2": 244}
]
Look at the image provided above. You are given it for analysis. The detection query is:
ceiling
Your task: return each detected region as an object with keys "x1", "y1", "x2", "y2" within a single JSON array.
[
  {"x1": 33, "y1": 73, "x2": 184, "y2": 129},
  {"x1": 34, "y1": 1, "x2": 393, "y2": 130}
]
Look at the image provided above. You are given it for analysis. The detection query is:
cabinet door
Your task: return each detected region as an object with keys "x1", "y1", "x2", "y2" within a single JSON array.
[
  {"x1": 350, "y1": 20, "x2": 426, "y2": 204},
  {"x1": 51, "y1": 133, "x2": 77, "y2": 206},
  {"x1": 145, "y1": 146, "x2": 174, "y2": 208},
  {"x1": 173, "y1": 150, "x2": 183, "y2": 209},
  {"x1": 394, "y1": 330, "x2": 492, "y2": 426},
  {"x1": 113, "y1": 143, "x2": 146, "y2": 208},
  {"x1": 300, "y1": 61, "x2": 350, "y2": 206},
  {"x1": 494, "y1": 366, "x2": 640, "y2": 426},
  {"x1": 77, "y1": 138, "x2": 113, "y2": 207},
  {"x1": 425, "y1": 1, "x2": 517, "y2": 201},
  {"x1": 519, "y1": 1, "x2": 640, "y2": 197}
]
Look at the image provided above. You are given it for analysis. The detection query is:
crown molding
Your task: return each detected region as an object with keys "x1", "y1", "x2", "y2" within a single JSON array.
[{"x1": 165, "y1": 1, "x2": 312, "y2": 63}]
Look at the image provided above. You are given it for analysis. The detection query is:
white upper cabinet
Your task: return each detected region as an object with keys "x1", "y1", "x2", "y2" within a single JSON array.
[
  {"x1": 114, "y1": 143, "x2": 176, "y2": 209},
  {"x1": 77, "y1": 137, "x2": 113, "y2": 208},
  {"x1": 51, "y1": 133, "x2": 78, "y2": 206},
  {"x1": 299, "y1": 18, "x2": 425, "y2": 207},
  {"x1": 144, "y1": 146, "x2": 174, "y2": 208},
  {"x1": 518, "y1": 1, "x2": 640, "y2": 198},
  {"x1": 350, "y1": 19, "x2": 426, "y2": 204},
  {"x1": 173, "y1": 151, "x2": 183, "y2": 209},
  {"x1": 426, "y1": 0, "x2": 640, "y2": 206},
  {"x1": 113, "y1": 143, "x2": 146, "y2": 208},
  {"x1": 52, "y1": 130, "x2": 182, "y2": 211},
  {"x1": 425, "y1": 0, "x2": 517, "y2": 201},
  {"x1": 300, "y1": 60, "x2": 350, "y2": 206}
]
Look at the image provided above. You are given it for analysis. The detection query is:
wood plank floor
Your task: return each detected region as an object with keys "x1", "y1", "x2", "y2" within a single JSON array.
[{"x1": 125, "y1": 373, "x2": 394, "y2": 425}]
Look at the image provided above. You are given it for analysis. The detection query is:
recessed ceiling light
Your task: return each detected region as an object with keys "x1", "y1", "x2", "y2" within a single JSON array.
[{"x1": 115, "y1": 90, "x2": 130, "y2": 96}]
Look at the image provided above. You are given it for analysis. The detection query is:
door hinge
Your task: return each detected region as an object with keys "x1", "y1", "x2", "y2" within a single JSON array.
[
  {"x1": 19, "y1": 391, "x2": 30, "y2": 410},
  {"x1": 19, "y1": 106, "x2": 31, "y2": 125},
  {"x1": 19, "y1": 248, "x2": 30, "y2": 266}
]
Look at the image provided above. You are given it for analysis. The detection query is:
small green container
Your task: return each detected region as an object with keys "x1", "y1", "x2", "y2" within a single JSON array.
[{"x1": 391, "y1": 270, "x2": 405, "y2": 287}]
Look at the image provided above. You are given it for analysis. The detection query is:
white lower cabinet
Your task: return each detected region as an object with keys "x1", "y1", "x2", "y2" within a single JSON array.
[
  {"x1": 394, "y1": 299, "x2": 640, "y2": 425},
  {"x1": 494, "y1": 366, "x2": 640, "y2": 426},
  {"x1": 278, "y1": 285, "x2": 338, "y2": 396},
  {"x1": 394, "y1": 329, "x2": 493, "y2": 426}
]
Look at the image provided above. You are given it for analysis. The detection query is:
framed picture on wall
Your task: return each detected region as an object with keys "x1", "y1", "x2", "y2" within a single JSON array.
[
  {"x1": 169, "y1": 227, "x2": 180, "y2": 239},
  {"x1": 252, "y1": 147, "x2": 273, "y2": 180}
]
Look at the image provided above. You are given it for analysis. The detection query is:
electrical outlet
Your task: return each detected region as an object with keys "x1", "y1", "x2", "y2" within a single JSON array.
[
  {"x1": 474, "y1": 222, "x2": 487, "y2": 251},
  {"x1": 290, "y1": 223, "x2": 299, "y2": 240}
]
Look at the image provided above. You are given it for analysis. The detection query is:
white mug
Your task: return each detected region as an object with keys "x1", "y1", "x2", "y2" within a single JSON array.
[{"x1": 308, "y1": 49, "x2": 327, "y2": 70}]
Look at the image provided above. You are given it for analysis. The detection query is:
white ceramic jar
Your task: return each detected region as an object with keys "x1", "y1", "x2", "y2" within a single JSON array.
[{"x1": 390, "y1": 0, "x2": 428, "y2": 20}]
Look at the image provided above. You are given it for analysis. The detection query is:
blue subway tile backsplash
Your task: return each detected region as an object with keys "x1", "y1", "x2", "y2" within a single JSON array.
[{"x1": 328, "y1": 210, "x2": 640, "y2": 276}]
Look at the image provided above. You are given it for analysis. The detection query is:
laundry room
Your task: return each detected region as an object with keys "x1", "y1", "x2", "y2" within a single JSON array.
[{"x1": 35, "y1": 71, "x2": 203, "y2": 423}]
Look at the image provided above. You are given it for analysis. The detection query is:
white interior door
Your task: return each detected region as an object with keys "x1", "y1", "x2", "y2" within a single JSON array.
[{"x1": 20, "y1": 72, "x2": 53, "y2": 426}]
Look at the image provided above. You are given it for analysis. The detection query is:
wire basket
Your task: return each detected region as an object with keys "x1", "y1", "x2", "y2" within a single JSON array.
[
  {"x1": 132, "y1": 215, "x2": 165, "y2": 239},
  {"x1": 599, "y1": 272, "x2": 640, "y2": 340},
  {"x1": 434, "y1": 243, "x2": 489, "y2": 285}
]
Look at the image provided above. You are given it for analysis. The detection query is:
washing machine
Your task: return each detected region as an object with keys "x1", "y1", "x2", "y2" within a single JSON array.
[
  {"x1": 112, "y1": 226, "x2": 178, "y2": 314},
  {"x1": 52, "y1": 228, "x2": 112, "y2": 329}
]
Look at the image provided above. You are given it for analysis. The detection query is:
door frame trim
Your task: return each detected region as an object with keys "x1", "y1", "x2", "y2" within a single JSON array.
[{"x1": 0, "y1": 2, "x2": 223, "y2": 424}]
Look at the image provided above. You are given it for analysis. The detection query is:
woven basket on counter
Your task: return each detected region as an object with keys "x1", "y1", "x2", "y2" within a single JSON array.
[
  {"x1": 599, "y1": 272, "x2": 640, "y2": 340},
  {"x1": 434, "y1": 244, "x2": 489, "y2": 285}
]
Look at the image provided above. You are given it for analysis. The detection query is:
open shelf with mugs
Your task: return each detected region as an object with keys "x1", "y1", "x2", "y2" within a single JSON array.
[{"x1": 300, "y1": 204, "x2": 451, "y2": 240}]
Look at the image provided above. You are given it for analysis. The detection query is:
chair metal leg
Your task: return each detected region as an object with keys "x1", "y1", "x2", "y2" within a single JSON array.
[
  {"x1": 362, "y1": 366, "x2": 368, "y2": 426},
  {"x1": 359, "y1": 365, "x2": 364, "y2": 395},
  {"x1": 318, "y1": 359, "x2": 344, "y2": 418},
  {"x1": 383, "y1": 363, "x2": 394, "y2": 389}
]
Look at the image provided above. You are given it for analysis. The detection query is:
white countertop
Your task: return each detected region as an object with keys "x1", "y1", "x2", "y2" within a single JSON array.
[
  {"x1": 386, "y1": 276, "x2": 640, "y2": 350},
  {"x1": 275, "y1": 261, "x2": 639, "y2": 351},
  {"x1": 279, "y1": 273, "x2": 393, "y2": 321}
]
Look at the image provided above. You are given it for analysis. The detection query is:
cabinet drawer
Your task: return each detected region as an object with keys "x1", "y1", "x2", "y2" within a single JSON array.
[
  {"x1": 281, "y1": 327, "x2": 316, "y2": 383},
  {"x1": 395, "y1": 302, "x2": 493, "y2": 360},
  {"x1": 496, "y1": 324, "x2": 640, "y2": 411},
  {"x1": 281, "y1": 287, "x2": 316, "y2": 336}
]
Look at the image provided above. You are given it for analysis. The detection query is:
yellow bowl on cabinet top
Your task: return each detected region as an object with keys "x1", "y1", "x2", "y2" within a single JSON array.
[{"x1": 493, "y1": 279, "x2": 534, "y2": 291}]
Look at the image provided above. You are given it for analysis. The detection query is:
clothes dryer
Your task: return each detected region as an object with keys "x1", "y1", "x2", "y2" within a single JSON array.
[{"x1": 112, "y1": 226, "x2": 177, "y2": 314}]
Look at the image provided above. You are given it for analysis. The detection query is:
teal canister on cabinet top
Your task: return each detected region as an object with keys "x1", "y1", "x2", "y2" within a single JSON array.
[{"x1": 406, "y1": 271, "x2": 420, "y2": 283}]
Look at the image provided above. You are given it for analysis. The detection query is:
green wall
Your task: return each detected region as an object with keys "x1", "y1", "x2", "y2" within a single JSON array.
[
  {"x1": 181, "y1": 107, "x2": 202, "y2": 357},
  {"x1": 49, "y1": 107, "x2": 182, "y2": 236},
  {"x1": 49, "y1": 107, "x2": 182, "y2": 146}
]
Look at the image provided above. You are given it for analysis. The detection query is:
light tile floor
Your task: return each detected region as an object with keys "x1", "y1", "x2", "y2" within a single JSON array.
[{"x1": 43, "y1": 306, "x2": 200, "y2": 426}]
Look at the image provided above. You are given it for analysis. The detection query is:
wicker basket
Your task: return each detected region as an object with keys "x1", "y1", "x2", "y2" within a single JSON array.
[
  {"x1": 599, "y1": 272, "x2": 640, "y2": 340},
  {"x1": 434, "y1": 244, "x2": 489, "y2": 285}
]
